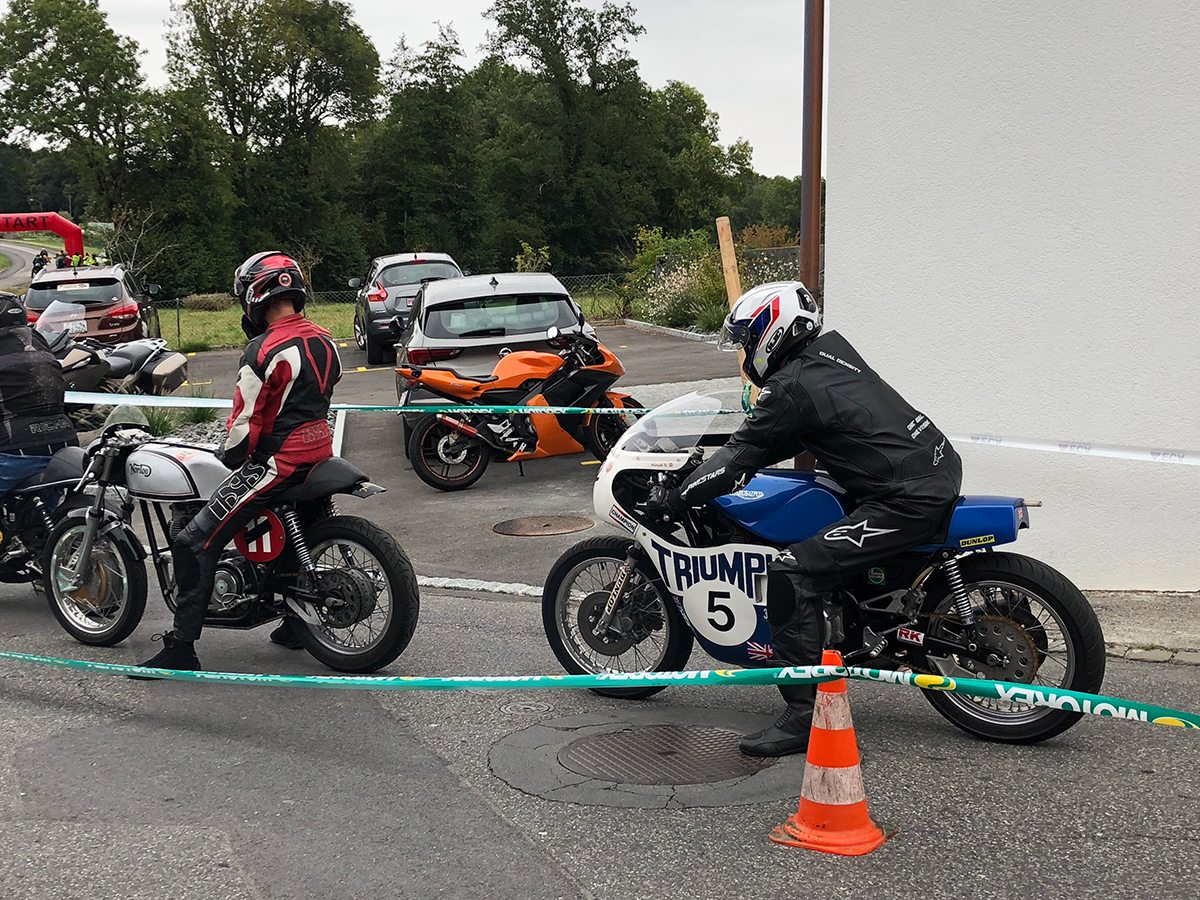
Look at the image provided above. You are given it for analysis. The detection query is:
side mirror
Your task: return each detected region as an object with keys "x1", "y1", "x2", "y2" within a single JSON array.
[
  {"x1": 461, "y1": 269, "x2": 472, "y2": 276},
  {"x1": 546, "y1": 326, "x2": 560, "y2": 340},
  {"x1": 348, "y1": 277, "x2": 362, "y2": 289},
  {"x1": 147, "y1": 284, "x2": 160, "y2": 296}
]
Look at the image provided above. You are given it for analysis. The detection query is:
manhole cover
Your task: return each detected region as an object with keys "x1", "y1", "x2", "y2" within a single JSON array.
[
  {"x1": 502, "y1": 701, "x2": 553, "y2": 714},
  {"x1": 493, "y1": 515, "x2": 595, "y2": 536},
  {"x1": 558, "y1": 724, "x2": 774, "y2": 785}
]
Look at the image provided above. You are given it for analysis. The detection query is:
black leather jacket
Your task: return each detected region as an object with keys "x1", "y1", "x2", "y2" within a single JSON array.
[
  {"x1": 0, "y1": 326, "x2": 77, "y2": 455},
  {"x1": 676, "y1": 331, "x2": 962, "y2": 509}
]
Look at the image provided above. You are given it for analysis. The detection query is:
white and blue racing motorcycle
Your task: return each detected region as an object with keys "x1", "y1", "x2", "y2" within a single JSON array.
[{"x1": 542, "y1": 391, "x2": 1107, "y2": 744}]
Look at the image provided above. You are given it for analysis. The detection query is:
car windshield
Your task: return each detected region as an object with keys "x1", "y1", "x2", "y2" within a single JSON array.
[
  {"x1": 27, "y1": 277, "x2": 122, "y2": 309},
  {"x1": 616, "y1": 389, "x2": 748, "y2": 453},
  {"x1": 423, "y1": 293, "x2": 580, "y2": 339},
  {"x1": 380, "y1": 261, "x2": 460, "y2": 287}
]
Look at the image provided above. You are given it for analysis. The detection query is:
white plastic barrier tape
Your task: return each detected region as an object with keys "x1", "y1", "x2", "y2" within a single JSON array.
[{"x1": 65, "y1": 392, "x2": 1200, "y2": 467}]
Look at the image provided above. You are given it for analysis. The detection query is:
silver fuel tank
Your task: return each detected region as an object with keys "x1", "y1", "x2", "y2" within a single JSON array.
[{"x1": 125, "y1": 443, "x2": 228, "y2": 502}]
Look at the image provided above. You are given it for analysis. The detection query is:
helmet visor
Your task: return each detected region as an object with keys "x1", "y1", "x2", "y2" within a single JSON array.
[{"x1": 717, "y1": 320, "x2": 756, "y2": 353}]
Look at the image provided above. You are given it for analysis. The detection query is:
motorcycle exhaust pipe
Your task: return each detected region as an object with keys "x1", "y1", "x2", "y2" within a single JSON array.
[{"x1": 436, "y1": 414, "x2": 480, "y2": 438}]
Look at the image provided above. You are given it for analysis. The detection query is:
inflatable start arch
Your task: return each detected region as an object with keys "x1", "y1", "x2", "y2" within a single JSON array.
[{"x1": 0, "y1": 212, "x2": 84, "y2": 257}]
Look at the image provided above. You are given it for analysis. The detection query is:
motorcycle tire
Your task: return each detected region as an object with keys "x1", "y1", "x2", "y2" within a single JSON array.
[
  {"x1": 542, "y1": 535, "x2": 693, "y2": 699},
  {"x1": 582, "y1": 397, "x2": 644, "y2": 462},
  {"x1": 911, "y1": 551, "x2": 1106, "y2": 744},
  {"x1": 407, "y1": 413, "x2": 490, "y2": 492},
  {"x1": 291, "y1": 516, "x2": 420, "y2": 673},
  {"x1": 42, "y1": 516, "x2": 148, "y2": 647}
]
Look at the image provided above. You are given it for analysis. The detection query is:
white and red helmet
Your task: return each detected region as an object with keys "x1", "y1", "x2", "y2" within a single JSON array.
[{"x1": 717, "y1": 281, "x2": 821, "y2": 387}]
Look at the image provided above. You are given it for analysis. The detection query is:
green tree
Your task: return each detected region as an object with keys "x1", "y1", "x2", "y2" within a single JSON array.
[{"x1": 0, "y1": 0, "x2": 144, "y2": 213}]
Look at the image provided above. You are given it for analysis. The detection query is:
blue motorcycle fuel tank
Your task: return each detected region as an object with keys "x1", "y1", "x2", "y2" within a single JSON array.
[{"x1": 711, "y1": 471, "x2": 846, "y2": 544}]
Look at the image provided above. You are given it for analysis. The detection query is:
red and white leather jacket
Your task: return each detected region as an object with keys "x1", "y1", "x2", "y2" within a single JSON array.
[{"x1": 221, "y1": 313, "x2": 342, "y2": 469}]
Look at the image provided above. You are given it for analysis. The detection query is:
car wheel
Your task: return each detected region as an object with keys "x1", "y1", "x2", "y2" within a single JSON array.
[
  {"x1": 353, "y1": 316, "x2": 366, "y2": 350},
  {"x1": 365, "y1": 334, "x2": 389, "y2": 366}
]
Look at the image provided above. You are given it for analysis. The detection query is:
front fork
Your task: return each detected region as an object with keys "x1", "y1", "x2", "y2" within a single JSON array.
[
  {"x1": 59, "y1": 485, "x2": 111, "y2": 592},
  {"x1": 592, "y1": 545, "x2": 640, "y2": 637}
]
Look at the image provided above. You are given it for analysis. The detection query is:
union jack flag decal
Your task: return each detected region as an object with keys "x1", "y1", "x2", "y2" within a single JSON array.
[{"x1": 746, "y1": 641, "x2": 774, "y2": 661}]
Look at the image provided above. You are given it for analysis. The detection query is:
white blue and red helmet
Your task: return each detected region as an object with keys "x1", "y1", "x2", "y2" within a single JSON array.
[{"x1": 717, "y1": 281, "x2": 821, "y2": 387}]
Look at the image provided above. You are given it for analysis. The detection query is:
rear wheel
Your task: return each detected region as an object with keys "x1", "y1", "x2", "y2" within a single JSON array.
[
  {"x1": 43, "y1": 517, "x2": 147, "y2": 646},
  {"x1": 365, "y1": 332, "x2": 393, "y2": 366},
  {"x1": 353, "y1": 316, "x2": 367, "y2": 350},
  {"x1": 291, "y1": 516, "x2": 419, "y2": 673},
  {"x1": 582, "y1": 397, "x2": 643, "y2": 461},
  {"x1": 542, "y1": 536, "x2": 693, "y2": 699},
  {"x1": 407, "y1": 413, "x2": 490, "y2": 491},
  {"x1": 911, "y1": 552, "x2": 1106, "y2": 744}
]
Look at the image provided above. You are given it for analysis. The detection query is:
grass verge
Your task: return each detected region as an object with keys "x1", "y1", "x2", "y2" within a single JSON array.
[{"x1": 161, "y1": 303, "x2": 355, "y2": 352}]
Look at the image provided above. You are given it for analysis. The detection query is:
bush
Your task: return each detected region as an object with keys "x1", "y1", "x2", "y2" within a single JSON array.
[
  {"x1": 182, "y1": 293, "x2": 234, "y2": 311},
  {"x1": 644, "y1": 256, "x2": 728, "y2": 331}
]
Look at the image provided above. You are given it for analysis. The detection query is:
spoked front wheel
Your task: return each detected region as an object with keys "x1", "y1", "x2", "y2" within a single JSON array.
[
  {"x1": 542, "y1": 536, "x2": 693, "y2": 699},
  {"x1": 290, "y1": 516, "x2": 420, "y2": 673},
  {"x1": 912, "y1": 552, "x2": 1106, "y2": 744},
  {"x1": 407, "y1": 413, "x2": 490, "y2": 491},
  {"x1": 43, "y1": 518, "x2": 147, "y2": 646}
]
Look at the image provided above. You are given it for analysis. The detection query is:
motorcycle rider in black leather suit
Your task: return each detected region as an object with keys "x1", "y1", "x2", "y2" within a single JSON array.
[{"x1": 668, "y1": 282, "x2": 962, "y2": 757}]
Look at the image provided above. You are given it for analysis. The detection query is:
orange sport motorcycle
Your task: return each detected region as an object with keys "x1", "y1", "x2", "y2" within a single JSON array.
[{"x1": 396, "y1": 326, "x2": 642, "y2": 491}]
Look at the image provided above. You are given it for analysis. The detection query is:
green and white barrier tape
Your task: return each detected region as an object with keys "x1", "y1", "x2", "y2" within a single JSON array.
[
  {"x1": 0, "y1": 649, "x2": 1195, "y2": 730},
  {"x1": 65, "y1": 391, "x2": 655, "y2": 416}
]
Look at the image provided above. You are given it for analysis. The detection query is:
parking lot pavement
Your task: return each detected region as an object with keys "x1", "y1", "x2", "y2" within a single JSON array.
[
  {"x1": 183, "y1": 324, "x2": 738, "y2": 401},
  {"x1": 2, "y1": 581, "x2": 1198, "y2": 900}
]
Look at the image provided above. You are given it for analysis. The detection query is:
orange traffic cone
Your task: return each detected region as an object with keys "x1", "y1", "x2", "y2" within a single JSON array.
[{"x1": 769, "y1": 649, "x2": 894, "y2": 855}]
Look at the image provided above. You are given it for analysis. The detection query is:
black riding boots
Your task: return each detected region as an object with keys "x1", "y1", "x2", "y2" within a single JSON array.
[
  {"x1": 739, "y1": 569, "x2": 824, "y2": 757},
  {"x1": 131, "y1": 631, "x2": 202, "y2": 678}
]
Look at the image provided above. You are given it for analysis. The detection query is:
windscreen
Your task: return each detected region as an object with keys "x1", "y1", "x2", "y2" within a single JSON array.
[
  {"x1": 423, "y1": 293, "x2": 580, "y2": 339},
  {"x1": 34, "y1": 299, "x2": 89, "y2": 341},
  {"x1": 27, "y1": 277, "x2": 122, "y2": 309},
  {"x1": 380, "y1": 261, "x2": 461, "y2": 287},
  {"x1": 616, "y1": 390, "x2": 747, "y2": 453}
]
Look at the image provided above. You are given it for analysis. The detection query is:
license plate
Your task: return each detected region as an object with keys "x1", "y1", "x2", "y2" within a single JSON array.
[{"x1": 66, "y1": 320, "x2": 88, "y2": 334}]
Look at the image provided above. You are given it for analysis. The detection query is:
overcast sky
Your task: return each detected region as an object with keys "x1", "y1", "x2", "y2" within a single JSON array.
[{"x1": 83, "y1": 0, "x2": 815, "y2": 177}]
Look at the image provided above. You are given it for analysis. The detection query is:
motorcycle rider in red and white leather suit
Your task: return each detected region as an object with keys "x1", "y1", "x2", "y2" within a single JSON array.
[{"x1": 136, "y1": 253, "x2": 342, "y2": 673}]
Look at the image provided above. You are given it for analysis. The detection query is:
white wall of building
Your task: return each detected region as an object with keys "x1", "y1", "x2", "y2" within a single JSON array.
[{"x1": 823, "y1": 1, "x2": 1200, "y2": 589}]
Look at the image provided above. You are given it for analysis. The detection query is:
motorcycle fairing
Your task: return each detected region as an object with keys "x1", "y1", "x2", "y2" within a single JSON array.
[{"x1": 633, "y1": 527, "x2": 776, "y2": 666}]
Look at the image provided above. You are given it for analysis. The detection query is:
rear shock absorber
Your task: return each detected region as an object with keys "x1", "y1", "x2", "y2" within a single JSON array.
[
  {"x1": 943, "y1": 555, "x2": 976, "y2": 628},
  {"x1": 280, "y1": 508, "x2": 317, "y2": 578}
]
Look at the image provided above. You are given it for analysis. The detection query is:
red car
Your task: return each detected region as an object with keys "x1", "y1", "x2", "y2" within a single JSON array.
[{"x1": 24, "y1": 264, "x2": 162, "y2": 343}]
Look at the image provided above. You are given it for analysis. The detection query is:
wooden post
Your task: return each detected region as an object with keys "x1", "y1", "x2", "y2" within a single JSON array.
[
  {"x1": 716, "y1": 216, "x2": 755, "y2": 406},
  {"x1": 716, "y1": 216, "x2": 742, "y2": 306}
]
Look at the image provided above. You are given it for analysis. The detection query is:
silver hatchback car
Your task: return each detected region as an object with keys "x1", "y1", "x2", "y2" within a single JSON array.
[{"x1": 393, "y1": 272, "x2": 595, "y2": 431}]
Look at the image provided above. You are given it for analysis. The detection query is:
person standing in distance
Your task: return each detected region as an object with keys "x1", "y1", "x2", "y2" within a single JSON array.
[
  {"x1": 667, "y1": 281, "x2": 962, "y2": 756},
  {"x1": 135, "y1": 253, "x2": 342, "y2": 673}
]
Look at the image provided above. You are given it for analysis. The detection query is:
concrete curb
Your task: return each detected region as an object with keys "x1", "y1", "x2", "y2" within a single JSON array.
[
  {"x1": 1106, "y1": 644, "x2": 1200, "y2": 666},
  {"x1": 623, "y1": 319, "x2": 718, "y2": 343}
]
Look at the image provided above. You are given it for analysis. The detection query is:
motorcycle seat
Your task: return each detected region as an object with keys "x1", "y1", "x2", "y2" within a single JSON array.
[
  {"x1": 109, "y1": 342, "x2": 158, "y2": 371},
  {"x1": 277, "y1": 457, "x2": 369, "y2": 502},
  {"x1": 12, "y1": 446, "x2": 87, "y2": 492},
  {"x1": 106, "y1": 356, "x2": 134, "y2": 379}
]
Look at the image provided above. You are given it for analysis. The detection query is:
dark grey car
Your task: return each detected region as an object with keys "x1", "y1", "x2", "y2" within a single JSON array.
[{"x1": 350, "y1": 252, "x2": 463, "y2": 365}]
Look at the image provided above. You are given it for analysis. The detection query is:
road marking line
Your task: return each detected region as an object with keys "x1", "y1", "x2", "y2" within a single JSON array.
[
  {"x1": 417, "y1": 576, "x2": 543, "y2": 597},
  {"x1": 581, "y1": 460, "x2": 601, "y2": 466}
]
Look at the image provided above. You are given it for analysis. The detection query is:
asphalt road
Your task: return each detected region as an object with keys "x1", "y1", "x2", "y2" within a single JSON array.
[
  {"x1": 0, "y1": 238, "x2": 45, "y2": 291},
  {"x1": 2, "y1": 325, "x2": 1198, "y2": 898}
]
